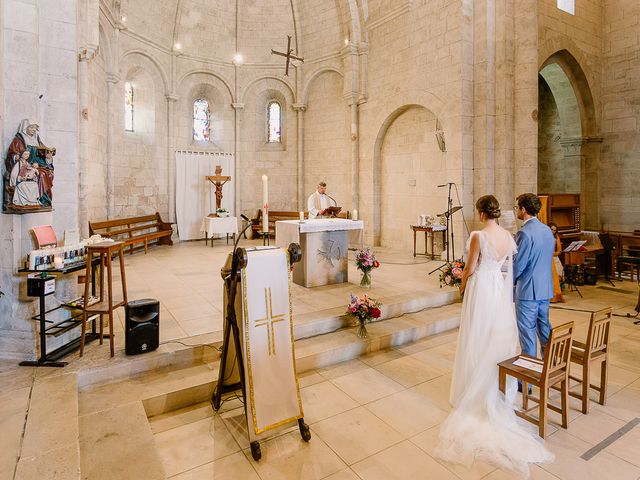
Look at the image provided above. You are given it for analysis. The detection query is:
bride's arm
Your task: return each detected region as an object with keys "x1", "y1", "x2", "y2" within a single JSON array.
[{"x1": 460, "y1": 233, "x2": 480, "y2": 295}]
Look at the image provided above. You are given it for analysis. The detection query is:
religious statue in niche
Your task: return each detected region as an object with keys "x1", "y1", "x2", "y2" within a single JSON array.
[
  {"x1": 205, "y1": 165, "x2": 231, "y2": 212},
  {"x1": 3, "y1": 119, "x2": 56, "y2": 212}
]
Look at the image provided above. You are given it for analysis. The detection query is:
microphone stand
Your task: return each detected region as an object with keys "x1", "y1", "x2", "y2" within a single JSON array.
[{"x1": 428, "y1": 183, "x2": 458, "y2": 275}]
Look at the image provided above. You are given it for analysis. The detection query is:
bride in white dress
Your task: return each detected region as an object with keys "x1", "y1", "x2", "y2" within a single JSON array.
[{"x1": 434, "y1": 195, "x2": 554, "y2": 477}]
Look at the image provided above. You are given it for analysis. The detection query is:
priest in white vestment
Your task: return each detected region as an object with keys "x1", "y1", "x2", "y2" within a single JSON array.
[{"x1": 307, "y1": 181, "x2": 336, "y2": 219}]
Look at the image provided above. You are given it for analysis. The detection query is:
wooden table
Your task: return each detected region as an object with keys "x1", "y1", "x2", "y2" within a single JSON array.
[{"x1": 411, "y1": 225, "x2": 446, "y2": 259}]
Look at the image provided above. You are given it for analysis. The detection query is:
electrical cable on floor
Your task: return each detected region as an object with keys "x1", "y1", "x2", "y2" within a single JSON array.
[{"x1": 159, "y1": 339, "x2": 221, "y2": 352}]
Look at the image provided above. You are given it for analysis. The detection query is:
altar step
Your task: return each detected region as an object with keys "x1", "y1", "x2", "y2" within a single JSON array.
[
  {"x1": 75, "y1": 296, "x2": 461, "y2": 479},
  {"x1": 76, "y1": 301, "x2": 461, "y2": 425}
]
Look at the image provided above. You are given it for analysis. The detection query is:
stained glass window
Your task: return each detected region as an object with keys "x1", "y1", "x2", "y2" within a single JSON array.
[
  {"x1": 124, "y1": 81, "x2": 134, "y2": 132},
  {"x1": 193, "y1": 99, "x2": 210, "y2": 141},
  {"x1": 267, "y1": 101, "x2": 281, "y2": 143}
]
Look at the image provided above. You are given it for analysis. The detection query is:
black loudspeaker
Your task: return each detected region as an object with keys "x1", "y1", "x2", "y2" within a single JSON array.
[{"x1": 125, "y1": 299, "x2": 160, "y2": 355}]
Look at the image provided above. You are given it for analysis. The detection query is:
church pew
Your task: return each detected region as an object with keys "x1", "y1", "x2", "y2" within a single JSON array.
[{"x1": 89, "y1": 212, "x2": 173, "y2": 255}]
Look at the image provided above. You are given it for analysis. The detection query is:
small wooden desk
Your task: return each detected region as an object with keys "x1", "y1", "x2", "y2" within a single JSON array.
[{"x1": 411, "y1": 225, "x2": 446, "y2": 259}]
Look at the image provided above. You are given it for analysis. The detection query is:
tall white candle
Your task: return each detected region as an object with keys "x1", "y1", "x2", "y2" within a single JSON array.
[
  {"x1": 262, "y1": 175, "x2": 269, "y2": 233},
  {"x1": 353, "y1": 209, "x2": 358, "y2": 221}
]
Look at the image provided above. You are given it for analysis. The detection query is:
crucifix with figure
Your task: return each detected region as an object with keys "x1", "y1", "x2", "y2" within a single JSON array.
[
  {"x1": 205, "y1": 165, "x2": 231, "y2": 211},
  {"x1": 271, "y1": 35, "x2": 304, "y2": 76}
]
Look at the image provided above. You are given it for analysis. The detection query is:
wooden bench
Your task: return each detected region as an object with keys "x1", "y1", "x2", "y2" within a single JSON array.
[
  {"x1": 250, "y1": 210, "x2": 349, "y2": 237},
  {"x1": 89, "y1": 212, "x2": 173, "y2": 255}
]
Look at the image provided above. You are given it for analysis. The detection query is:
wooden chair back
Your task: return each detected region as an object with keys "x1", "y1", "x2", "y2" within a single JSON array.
[
  {"x1": 586, "y1": 307, "x2": 612, "y2": 357},
  {"x1": 542, "y1": 322, "x2": 574, "y2": 378}
]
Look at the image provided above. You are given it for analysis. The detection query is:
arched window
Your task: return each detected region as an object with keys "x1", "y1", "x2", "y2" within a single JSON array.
[
  {"x1": 557, "y1": 0, "x2": 574, "y2": 15},
  {"x1": 267, "y1": 101, "x2": 281, "y2": 143},
  {"x1": 193, "y1": 99, "x2": 210, "y2": 141},
  {"x1": 124, "y1": 81, "x2": 134, "y2": 132}
]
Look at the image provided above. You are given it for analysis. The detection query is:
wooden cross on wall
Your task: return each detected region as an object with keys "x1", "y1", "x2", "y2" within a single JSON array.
[{"x1": 271, "y1": 35, "x2": 304, "y2": 76}]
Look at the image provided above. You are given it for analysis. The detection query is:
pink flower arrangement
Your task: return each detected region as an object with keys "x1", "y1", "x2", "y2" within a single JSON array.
[
  {"x1": 347, "y1": 293, "x2": 382, "y2": 324},
  {"x1": 355, "y1": 247, "x2": 380, "y2": 273},
  {"x1": 439, "y1": 259, "x2": 465, "y2": 288}
]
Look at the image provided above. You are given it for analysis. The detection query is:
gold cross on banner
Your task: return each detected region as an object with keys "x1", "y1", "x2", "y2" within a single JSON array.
[{"x1": 254, "y1": 287, "x2": 286, "y2": 356}]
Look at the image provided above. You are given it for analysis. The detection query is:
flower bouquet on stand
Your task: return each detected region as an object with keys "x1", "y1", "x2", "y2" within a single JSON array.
[
  {"x1": 346, "y1": 293, "x2": 382, "y2": 339},
  {"x1": 355, "y1": 247, "x2": 380, "y2": 289},
  {"x1": 438, "y1": 259, "x2": 465, "y2": 288}
]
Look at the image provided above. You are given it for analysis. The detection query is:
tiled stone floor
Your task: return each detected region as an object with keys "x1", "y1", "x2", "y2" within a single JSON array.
[
  {"x1": 103, "y1": 239, "x2": 443, "y2": 345},
  {"x1": 4, "y1": 239, "x2": 640, "y2": 479},
  {"x1": 148, "y1": 269, "x2": 640, "y2": 479}
]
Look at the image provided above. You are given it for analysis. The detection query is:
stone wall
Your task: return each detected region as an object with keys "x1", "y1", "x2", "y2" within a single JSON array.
[
  {"x1": 0, "y1": 0, "x2": 79, "y2": 360},
  {"x1": 601, "y1": 0, "x2": 640, "y2": 231},
  {"x1": 87, "y1": 45, "x2": 108, "y2": 221},
  {"x1": 303, "y1": 71, "x2": 350, "y2": 212}
]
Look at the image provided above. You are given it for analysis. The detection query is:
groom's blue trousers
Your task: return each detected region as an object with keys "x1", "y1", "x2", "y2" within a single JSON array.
[{"x1": 515, "y1": 299, "x2": 551, "y2": 358}]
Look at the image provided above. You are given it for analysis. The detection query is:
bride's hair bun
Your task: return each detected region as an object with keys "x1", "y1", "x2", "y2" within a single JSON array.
[{"x1": 475, "y1": 195, "x2": 501, "y2": 219}]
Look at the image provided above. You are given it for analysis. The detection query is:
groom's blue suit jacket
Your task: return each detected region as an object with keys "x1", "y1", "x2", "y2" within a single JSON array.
[{"x1": 513, "y1": 217, "x2": 555, "y2": 301}]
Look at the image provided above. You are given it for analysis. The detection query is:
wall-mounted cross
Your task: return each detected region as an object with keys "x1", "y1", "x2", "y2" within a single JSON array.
[{"x1": 271, "y1": 35, "x2": 304, "y2": 76}]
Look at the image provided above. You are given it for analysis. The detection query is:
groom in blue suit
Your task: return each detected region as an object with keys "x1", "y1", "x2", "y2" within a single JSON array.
[{"x1": 513, "y1": 193, "x2": 555, "y2": 358}]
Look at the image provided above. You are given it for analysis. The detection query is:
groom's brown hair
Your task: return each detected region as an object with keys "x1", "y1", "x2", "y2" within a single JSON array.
[{"x1": 516, "y1": 193, "x2": 542, "y2": 216}]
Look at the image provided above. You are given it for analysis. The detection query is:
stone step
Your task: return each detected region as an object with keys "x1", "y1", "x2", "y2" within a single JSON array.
[
  {"x1": 80, "y1": 302, "x2": 461, "y2": 419},
  {"x1": 295, "y1": 302, "x2": 461, "y2": 372},
  {"x1": 79, "y1": 401, "x2": 166, "y2": 480},
  {"x1": 293, "y1": 289, "x2": 458, "y2": 340},
  {"x1": 14, "y1": 372, "x2": 81, "y2": 480}
]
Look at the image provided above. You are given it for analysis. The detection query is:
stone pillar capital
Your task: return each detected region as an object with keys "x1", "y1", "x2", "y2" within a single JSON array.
[
  {"x1": 78, "y1": 45, "x2": 99, "y2": 62},
  {"x1": 166, "y1": 94, "x2": 179, "y2": 102},
  {"x1": 292, "y1": 103, "x2": 307, "y2": 112},
  {"x1": 106, "y1": 73, "x2": 121, "y2": 84},
  {"x1": 231, "y1": 102, "x2": 245, "y2": 110}
]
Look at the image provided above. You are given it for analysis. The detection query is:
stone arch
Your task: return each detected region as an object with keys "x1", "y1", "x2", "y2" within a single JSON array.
[
  {"x1": 538, "y1": 49, "x2": 600, "y2": 228},
  {"x1": 178, "y1": 70, "x2": 234, "y2": 104},
  {"x1": 176, "y1": 72, "x2": 235, "y2": 152},
  {"x1": 97, "y1": 22, "x2": 114, "y2": 73},
  {"x1": 372, "y1": 104, "x2": 445, "y2": 249},
  {"x1": 240, "y1": 75, "x2": 295, "y2": 105},
  {"x1": 120, "y1": 50, "x2": 169, "y2": 94},
  {"x1": 301, "y1": 67, "x2": 344, "y2": 105}
]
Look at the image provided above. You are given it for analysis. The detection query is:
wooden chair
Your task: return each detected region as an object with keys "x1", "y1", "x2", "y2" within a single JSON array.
[
  {"x1": 498, "y1": 321, "x2": 574, "y2": 438},
  {"x1": 568, "y1": 307, "x2": 612, "y2": 414}
]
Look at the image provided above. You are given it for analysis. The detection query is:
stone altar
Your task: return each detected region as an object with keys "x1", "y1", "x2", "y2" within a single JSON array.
[{"x1": 275, "y1": 218, "x2": 364, "y2": 287}]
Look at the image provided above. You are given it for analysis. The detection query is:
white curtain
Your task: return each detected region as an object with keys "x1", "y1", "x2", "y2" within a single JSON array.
[{"x1": 175, "y1": 151, "x2": 235, "y2": 241}]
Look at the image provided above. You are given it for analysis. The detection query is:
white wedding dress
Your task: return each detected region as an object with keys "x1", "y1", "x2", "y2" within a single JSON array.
[{"x1": 434, "y1": 230, "x2": 554, "y2": 477}]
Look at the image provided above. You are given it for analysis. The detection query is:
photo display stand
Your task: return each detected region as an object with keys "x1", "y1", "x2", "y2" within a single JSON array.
[{"x1": 213, "y1": 242, "x2": 309, "y2": 461}]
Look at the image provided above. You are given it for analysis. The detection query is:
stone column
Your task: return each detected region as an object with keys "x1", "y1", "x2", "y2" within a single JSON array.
[
  {"x1": 560, "y1": 136, "x2": 602, "y2": 230},
  {"x1": 78, "y1": 45, "x2": 98, "y2": 237},
  {"x1": 292, "y1": 103, "x2": 307, "y2": 210},
  {"x1": 348, "y1": 97, "x2": 359, "y2": 212},
  {"x1": 513, "y1": 0, "x2": 539, "y2": 195},
  {"x1": 166, "y1": 94, "x2": 178, "y2": 222},
  {"x1": 106, "y1": 73, "x2": 120, "y2": 218},
  {"x1": 231, "y1": 102, "x2": 244, "y2": 216}
]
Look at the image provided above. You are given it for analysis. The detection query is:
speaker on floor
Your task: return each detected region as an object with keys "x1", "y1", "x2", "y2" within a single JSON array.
[{"x1": 125, "y1": 298, "x2": 160, "y2": 355}]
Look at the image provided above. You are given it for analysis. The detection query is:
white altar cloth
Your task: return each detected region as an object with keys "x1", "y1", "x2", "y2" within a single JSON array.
[
  {"x1": 201, "y1": 216, "x2": 238, "y2": 237},
  {"x1": 275, "y1": 218, "x2": 364, "y2": 248}
]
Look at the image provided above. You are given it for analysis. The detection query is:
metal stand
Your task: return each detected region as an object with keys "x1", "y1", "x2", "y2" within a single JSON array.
[
  {"x1": 429, "y1": 183, "x2": 462, "y2": 275},
  {"x1": 19, "y1": 292, "x2": 67, "y2": 368}
]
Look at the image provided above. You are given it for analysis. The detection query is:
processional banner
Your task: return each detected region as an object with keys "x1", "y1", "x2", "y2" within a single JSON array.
[{"x1": 241, "y1": 248, "x2": 303, "y2": 436}]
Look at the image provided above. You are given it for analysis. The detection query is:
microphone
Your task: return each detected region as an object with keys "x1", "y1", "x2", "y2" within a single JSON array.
[
  {"x1": 240, "y1": 214, "x2": 250, "y2": 222},
  {"x1": 325, "y1": 194, "x2": 337, "y2": 206},
  {"x1": 437, "y1": 182, "x2": 455, "y2": 187}
]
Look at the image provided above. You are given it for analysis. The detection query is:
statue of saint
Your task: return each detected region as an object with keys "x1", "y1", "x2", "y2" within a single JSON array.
[{"x1": 4, "y1": 119, "x2": 55, "y2": 211}]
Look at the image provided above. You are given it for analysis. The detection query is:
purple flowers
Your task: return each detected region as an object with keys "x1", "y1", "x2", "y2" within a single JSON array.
[{"x1": 355, "y1": 247, "x2": 380, "y2": 273}]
